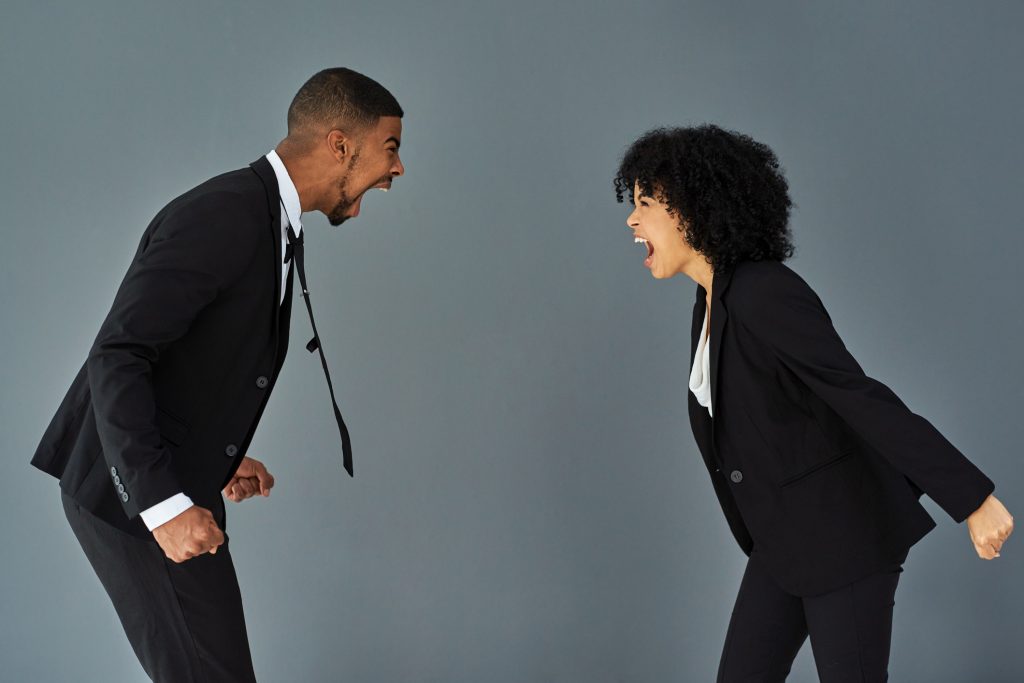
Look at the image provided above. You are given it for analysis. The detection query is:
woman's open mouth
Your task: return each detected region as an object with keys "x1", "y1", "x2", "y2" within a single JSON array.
[{"x1": 635, "y1": 236, "x2": 654, "y2": 268}]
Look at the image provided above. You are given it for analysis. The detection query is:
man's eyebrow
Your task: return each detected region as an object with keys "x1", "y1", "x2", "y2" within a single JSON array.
[{"x1": 384, "y1": 136, "x2": 401, "y2": 148}]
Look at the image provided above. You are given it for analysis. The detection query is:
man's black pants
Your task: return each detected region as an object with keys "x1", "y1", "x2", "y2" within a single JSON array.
[
  {"x1": 717, "y1": 549, "x2": 908, "y2": 682},
  {"x1": 62, "y1": 492, "x2": 257, "y2": 682}
]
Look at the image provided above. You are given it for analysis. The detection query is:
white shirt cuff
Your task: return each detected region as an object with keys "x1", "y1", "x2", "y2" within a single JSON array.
[{"x1": 138, "y1": 493, "x2": 195, "y2": 531}]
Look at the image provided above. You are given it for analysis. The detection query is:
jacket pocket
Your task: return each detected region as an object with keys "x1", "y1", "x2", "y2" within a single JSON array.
[
  {"x1": 155, "y1": 407, "x2": 189, "y2": 447},
  {"x1": 780, "y1": 449, "x2": 854, "y2": 488}
]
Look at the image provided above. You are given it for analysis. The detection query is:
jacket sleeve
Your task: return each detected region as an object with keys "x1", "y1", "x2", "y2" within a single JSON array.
[
  {"x1": 86, "y1": 191, "x2": 259, "y2": 519},
  {"x1": 733, "y1": 264, "x2": 993, "y2": 523}
]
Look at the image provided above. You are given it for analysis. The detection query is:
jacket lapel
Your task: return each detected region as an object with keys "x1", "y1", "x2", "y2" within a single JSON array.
[
  {"x1": 688, "y1": 291, "x2": 715, "y2": 468},
  {"x1": 249, "y1": 156, "x2": 284, "y2": 348},
  {"x1": 688, "y1": 264, "x2": 736, "y2": 462},
  {"x1": 708, "y1": 265, "x2": 734, "y2": 425}
]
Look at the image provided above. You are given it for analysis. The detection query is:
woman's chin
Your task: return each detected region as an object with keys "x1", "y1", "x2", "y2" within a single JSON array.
[{"x1": 646, "y1": 261, "x2": 668, "y2": 279}]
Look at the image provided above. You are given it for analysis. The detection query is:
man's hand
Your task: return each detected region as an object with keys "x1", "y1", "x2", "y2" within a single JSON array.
[
  {"x1": 967, "y1": 494, "x2": 1014, "y2": 560},
  {"x1": 223, "y1": 456, "x2": 275, "y2": 503},
  {"x1": 152, "y1": 505, "x2": 224, "y2": 563}
]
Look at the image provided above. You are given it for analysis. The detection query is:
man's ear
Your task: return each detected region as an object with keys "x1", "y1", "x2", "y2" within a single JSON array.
[{"x1": 326, "y1": 129, "x2": 351, "y2": 161}]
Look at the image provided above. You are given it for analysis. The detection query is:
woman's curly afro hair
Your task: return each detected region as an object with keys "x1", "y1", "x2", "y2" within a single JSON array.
[{"x1": 614, "y1": 125, "x2": 795, "y2": 273}]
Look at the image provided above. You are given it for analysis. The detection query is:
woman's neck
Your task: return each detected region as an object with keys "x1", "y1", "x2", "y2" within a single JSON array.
[{"x1": 683, "y1": 257, "x2": 714, "y2": 303}]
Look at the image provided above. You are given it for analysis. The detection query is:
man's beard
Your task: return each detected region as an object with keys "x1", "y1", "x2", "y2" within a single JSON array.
[
  {"x1": 327, "y1": 176, "x2": 394, "y2": 226},
  {"x1": 327, "y1": 152, "x2": 360, "y2": 226},
  {"x1": 327, "y1": 187, "x2": 357, "y2": 226}
]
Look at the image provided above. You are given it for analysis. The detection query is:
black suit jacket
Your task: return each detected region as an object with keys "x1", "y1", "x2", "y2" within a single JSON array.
[
  {"x1": 32, "y1": 156, "x2": 293, "y2": 538},
  {"x1": 689, "y1": 259, "x2": 994, "y2": 596}
]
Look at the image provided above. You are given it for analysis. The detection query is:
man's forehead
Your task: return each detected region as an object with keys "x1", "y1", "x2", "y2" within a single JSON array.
[{"x1": 372, "y1": 116, "x2": 403, "y2": 140}]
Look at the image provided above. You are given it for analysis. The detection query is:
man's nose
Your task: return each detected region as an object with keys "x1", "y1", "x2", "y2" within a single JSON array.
[{"x1": 392, "y1": 156, "x2": 405, "y2": 176}]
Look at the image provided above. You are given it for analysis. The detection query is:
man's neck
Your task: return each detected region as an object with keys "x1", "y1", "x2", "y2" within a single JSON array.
[{"x1": 274, "y1": 143, "x2": 318, "y2": 213}]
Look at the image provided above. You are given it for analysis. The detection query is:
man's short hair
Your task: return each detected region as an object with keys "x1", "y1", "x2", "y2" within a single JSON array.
[{"x1": 287, "y1": 68, "x2": 403, "y2": 136}]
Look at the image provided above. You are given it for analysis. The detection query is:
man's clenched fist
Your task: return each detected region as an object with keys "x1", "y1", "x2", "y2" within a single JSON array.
[
  {"x1": 223, "y1": 456, "x2": 275, "y2": 503},
  {"x1": 152, "y1": 505, "x2": 224, "y2": 563}
]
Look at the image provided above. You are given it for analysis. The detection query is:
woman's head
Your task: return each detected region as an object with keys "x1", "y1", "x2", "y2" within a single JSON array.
[{"x1": 615, "y1": 125, "x2": 794, "y2": 278}]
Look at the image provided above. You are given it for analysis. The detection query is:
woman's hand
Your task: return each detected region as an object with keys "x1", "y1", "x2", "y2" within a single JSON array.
[{"x1": 966, "y1": 494, "x2": 1013, "y2": 559}]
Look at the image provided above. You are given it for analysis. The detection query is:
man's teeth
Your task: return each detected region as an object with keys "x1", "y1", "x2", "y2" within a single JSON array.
[{"x1": 634, "y1": 237, "x2": 647, "y2": 244}]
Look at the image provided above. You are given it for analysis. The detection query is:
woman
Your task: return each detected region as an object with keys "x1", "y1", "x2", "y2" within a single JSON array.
[{"x1": 614, "y1": 125, "x2": 1014, "y2": 681}]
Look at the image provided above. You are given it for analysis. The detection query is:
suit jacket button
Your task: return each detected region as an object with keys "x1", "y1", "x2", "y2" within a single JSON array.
[
  {"x1": 121, "y1": 492, "x2": 130, "y2": 503},
  {"x1": 110, "y1": 467, "x2": 118, "y2": 476},
  {"x1": 113, "y1": 475, "x2": 121, "y2": 485},
  {"x1": 225, "y1": 444, "x2": 239, "y2": 457},
  {"x1": 730, "y1": 470, "x2": 743, "y2": 483},
  {"x1": 256, "y1": 376, "x2": 269, "y2": 389},
  {"x1": 117, "y1": 483, "x2": 125, "y2": 494}
]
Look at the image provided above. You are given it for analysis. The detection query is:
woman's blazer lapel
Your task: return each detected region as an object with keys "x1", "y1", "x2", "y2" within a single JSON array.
[{"x1": 687, "y1": 265, "x2": 735, "y2": 462}]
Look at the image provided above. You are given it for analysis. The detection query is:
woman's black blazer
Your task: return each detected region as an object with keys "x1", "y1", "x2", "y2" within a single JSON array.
[{"x1": 688, "y1": 259, "x2": 993, "y2": 596}]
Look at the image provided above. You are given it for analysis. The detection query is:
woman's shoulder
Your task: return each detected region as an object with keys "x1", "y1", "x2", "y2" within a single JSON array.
[
  {"x1": 728, "y1": 259, "x2": 822, "y2": 316},
  {"x1": 731, "y1": 258, "x2": 811, "y2": 292}
]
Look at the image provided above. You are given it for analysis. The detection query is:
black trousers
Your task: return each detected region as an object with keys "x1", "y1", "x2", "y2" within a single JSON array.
[
  {"x1": 717, "y1": 549, "x2": 908, "y2": 682},
  {"x1": 62, "y1": 492, "x2": 257, "y2": 682}
]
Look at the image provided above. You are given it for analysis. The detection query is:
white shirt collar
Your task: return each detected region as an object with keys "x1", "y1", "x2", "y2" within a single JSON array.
[{"x1": 266, "y1": 149, "x2": 302, "y2": 237}]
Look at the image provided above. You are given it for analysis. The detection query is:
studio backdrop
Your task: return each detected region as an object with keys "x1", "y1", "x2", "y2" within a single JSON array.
[{"x1": 2, "y1": 1, "x2": 1021, "y2": 681}]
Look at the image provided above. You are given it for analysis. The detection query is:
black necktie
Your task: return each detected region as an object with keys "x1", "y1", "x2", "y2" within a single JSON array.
[{"x1": 286, "y1": 225, "x2": 354, "y2": 476}]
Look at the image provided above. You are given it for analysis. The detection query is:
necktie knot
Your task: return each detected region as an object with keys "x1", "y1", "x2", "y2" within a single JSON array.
[{"x1": 284, "y1": 225, "x2": 303, "y2": 263}]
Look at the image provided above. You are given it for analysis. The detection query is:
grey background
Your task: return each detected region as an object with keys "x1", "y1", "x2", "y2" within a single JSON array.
[{"x1": 2, "y1": 1, "x2": 1022, "y2": 681}]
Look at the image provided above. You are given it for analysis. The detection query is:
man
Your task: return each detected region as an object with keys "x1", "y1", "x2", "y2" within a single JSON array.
[{"x1": 31, "y1": 67, "x2": 405, "y2": 681}]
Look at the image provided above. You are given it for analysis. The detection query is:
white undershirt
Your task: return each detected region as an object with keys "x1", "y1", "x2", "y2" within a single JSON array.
[
  {"x1": 137, "y1": 151, "x2": 302, "y2": 531},
  {"x1": 689, "y1": 308, "x2": 713, "y2": 417},
  {"x1": 266, "y1": 149, "x2": 304, "y2": 302}
]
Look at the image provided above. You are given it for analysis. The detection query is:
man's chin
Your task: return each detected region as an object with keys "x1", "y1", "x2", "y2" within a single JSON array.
[{"x1": 327, "y1": 201, "x2": 357, "y2": 226}]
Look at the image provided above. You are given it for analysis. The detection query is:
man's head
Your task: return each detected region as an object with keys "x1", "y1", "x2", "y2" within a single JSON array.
[{"x1": 279, "y1": 68, "x2": 405, "y2": 226}]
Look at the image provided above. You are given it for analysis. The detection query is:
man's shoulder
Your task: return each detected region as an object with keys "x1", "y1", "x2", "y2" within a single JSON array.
[
  {"x1": 162, "y1": 164, "x2": 268, "y2": 222},
  {"x1": 144, "y1": 164, "x2": 273, "y2": 252}
]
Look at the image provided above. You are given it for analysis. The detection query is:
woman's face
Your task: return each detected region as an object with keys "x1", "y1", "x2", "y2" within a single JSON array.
[{"x1": 626, "y1": 182, "x2": 699, "y2": 279}]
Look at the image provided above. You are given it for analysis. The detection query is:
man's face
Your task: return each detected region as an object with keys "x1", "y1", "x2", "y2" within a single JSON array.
[{"x1": 327, "y1": 116, "x2": 405, "y2": 226}]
